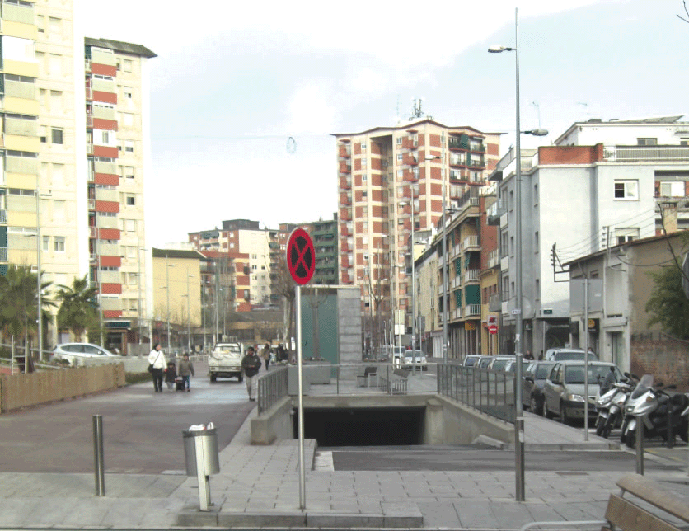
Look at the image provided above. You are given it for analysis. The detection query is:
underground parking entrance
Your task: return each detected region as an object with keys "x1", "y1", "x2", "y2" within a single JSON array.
[{"x1": 294, "y1": 406, "x2": 425, "y2": 446}]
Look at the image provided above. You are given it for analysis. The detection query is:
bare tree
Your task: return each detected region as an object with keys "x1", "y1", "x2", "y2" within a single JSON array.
[{"x1": 678, "y1": 0, "x2": 689, "y2": 22}]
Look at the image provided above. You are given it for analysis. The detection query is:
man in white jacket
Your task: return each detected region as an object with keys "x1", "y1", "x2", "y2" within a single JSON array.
[{"x1": 148, "y1": 344, "x2": 167, "y2": 393}]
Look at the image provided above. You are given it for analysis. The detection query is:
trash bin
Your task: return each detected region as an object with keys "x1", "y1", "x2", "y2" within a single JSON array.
[{"x1": 183, "y1": 427, "x2": 220, "y2": 477}]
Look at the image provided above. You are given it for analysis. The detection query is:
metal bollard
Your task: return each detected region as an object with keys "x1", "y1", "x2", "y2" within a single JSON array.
[
  {"x1": 635, "y1": 420, "x2": 644, "y2": 475},
  {"x1": 92, "y1": 415, "x2": 105, "y2": 496},
  {"x1": 667, "y1": 407, "x2": 674, "y2": 449}
]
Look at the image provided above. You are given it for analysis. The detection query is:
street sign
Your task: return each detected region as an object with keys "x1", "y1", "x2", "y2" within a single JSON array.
[
  {"x1": 286, "y1": 228, "x2": 315, "y2": 285},
  {"x1": 488, "y1": 324, "x2": 498, "y2": 335},
  {"x1": 511, "y1": 309, "x2": 521, "y2": 315}
]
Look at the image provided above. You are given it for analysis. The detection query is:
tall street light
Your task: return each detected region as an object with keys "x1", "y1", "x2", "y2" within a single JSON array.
[{"x1": 489, "y1": 7, "x2": 548, "y2": 502}]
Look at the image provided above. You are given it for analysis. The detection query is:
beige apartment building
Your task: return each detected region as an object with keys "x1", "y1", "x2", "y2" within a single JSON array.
[
  {"x1": 334, "y1": 118, "x2": 500, "y2": 352},
  {"x1": 0, "y1": 1, "x2": 155, "y2": 354}
]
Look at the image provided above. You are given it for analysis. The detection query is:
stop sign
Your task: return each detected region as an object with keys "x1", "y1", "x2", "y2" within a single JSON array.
[{"x1": 488, "y1": 324, "x2": 498, "y2": 335}]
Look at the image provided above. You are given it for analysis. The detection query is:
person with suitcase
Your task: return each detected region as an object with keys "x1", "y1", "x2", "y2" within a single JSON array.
[
  {"x1": 178, "y1": 353, "x2": 195, "y2": 393},
  {"x1": 165, "y1": 361, "x2": 177, "y2": 390}
]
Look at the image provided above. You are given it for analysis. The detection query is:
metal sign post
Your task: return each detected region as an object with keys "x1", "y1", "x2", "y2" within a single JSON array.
[{"x1": 286, "y1": 228, "x2": 315, "y2": 511}]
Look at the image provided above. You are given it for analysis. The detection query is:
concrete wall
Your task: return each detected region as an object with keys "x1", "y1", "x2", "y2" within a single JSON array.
[
  {"x1": 251, "y1": 396, "x2": 293, "y2": 445},
  {"x1": 1, "y1": 364, "x2": 126, "y2": 413},
  {"x1": 249, "y1": 393, "x2": 514, "y2": 446}
]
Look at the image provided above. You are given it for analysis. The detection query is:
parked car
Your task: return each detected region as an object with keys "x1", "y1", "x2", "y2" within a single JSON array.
[
  {"x1": 51, "y1": 343, "x2": 117, "y2": 366},
  {"x1": 545, "y1": 348, "x2": 598, "y2": 362},
  {"x1": 543, "y1": 361, "x2": 623, "y2": 424},
  {"x1": 487, "y1": 356, "x2": 514, "y2": 372},
  {"x1": 522, "y1": 361, "x2": 555, "y2": 415},
  {"x1": 462, "y1": 355, "x2": 481, "y2": 367},
  {"x1": 403, "y1": 350, "x2": 428, "y2": 370},
  {"x1": 477, "y1": 355, "x2": 496, "y2": 369}
]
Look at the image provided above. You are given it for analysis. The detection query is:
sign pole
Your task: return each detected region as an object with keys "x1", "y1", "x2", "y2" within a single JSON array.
[
  {"x1": 285, "y1": 227, "x2": 315, "y2": 512},
  {"x1": 296, "y1": 284, "x2": 306, "y2": 510}
]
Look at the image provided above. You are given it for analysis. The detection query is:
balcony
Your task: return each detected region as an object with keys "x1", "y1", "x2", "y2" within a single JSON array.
[
  {"x1": 465, "y1": 304, "x2": 481, "y2": 317},
  {"x1": 463, "y1": 235, "x2": 479, "y2": 250},
  {"x1": 487, "y1": 200, "x2": 505, "y2": 225},
  {"x1": 0, "y1": 247, "x2": 7, "y2": 261},
  {"x1": 452, "y1": 307, "x2": 462, "y2": 319},
  {"x1": 0, "y1": 210, "x2": 6, "y2": 224},
  {"x1": 604, "y1": 145, "x2": 689, "y2": 163},
  {"x1": 500, "y1": 255, "x2": 509, "y2": 271},
  {"x1": 340, "y1": 176, "x2": 351, "y2": 190},
  {"x1": 487, "y1": 250, "x2": 498, "y2": 269},
  {"x1": 464, "y1": 269, "x2": 480, "y2": 283}
]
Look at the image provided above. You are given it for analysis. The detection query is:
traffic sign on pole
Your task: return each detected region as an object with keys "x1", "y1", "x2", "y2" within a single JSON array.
[
  {"x1": 287, "y1": 228, "x2": 316, "y2": 285},
  {"x1": 489, "y1": 324, "x2": 498, "y2": 335}
]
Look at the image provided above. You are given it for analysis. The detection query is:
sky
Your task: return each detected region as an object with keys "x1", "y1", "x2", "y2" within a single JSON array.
[{"x1": 81, "y1": 0, "x2": 689, "y2": 248}]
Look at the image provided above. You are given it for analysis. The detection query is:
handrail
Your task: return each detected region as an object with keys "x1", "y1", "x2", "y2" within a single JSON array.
[{"x1": 257, "y1": 366, "x2": 288, "y2": 414}]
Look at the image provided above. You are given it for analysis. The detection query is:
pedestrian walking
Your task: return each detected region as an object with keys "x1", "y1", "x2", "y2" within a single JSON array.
[
  {"x1": 261, "y1": 342, "x2": 271, "y2": 371},
  {"x1": 241, "y1": 346, "x2": 262, "y2": 402},
  {"x1": 148, "y1": 344, "x2": 166, "y2": 393},
  {"x1": 164, "y1": 360, "x2": 177, "y2": 390},
  {"x1": 178, "y1": 353, "x2": 195, "y2": 392}
]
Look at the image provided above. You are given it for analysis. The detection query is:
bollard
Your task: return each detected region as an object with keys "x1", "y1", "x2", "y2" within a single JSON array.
[
  {"x1": 667, "y1": 407, "x2": 674, "y2": 449},
  {"x1": 635, "y1": 420, "x2": 644, "y2": 475},
  {"x1": 92, "y1": 415, "x2": 105, "y2": 496}
]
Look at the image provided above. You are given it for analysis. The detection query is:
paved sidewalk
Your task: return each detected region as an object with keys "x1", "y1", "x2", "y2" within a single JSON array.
[{"x1": 0, "y1": 387, "x2": 688, "y2": 529}]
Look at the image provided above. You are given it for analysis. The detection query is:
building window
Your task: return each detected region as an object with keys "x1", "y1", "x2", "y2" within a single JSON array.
[
  {"x1": 123, "y1": 59, "x2": 133, "y2": 72},
  {"x1": 54, "y1": 236, "x2": 65, "y2": 252},
  {"x1": 42, "y1": 235, "x2": 49, "y2": 252},
  {"x1": 126, "y1": 194, "x2": 135, "y2": 206},
  {"x1": 614, "y1": 180, "x2": 638, "y2": 200},
  {"x1": 51, "y1": 127, "x2": 63, "y2": 144},
  {"x1": 48, "y1": 16, "x2": 61, "y2": 34},
  {"x1": 637, "y1": 138, "x2": 658, "y2": 146},
  {"x1": 124, "y1": 141, "x2": 134, "y2": 153}
]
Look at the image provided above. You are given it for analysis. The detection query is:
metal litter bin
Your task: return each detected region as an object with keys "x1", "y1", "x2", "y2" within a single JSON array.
[{"x1": 183, "y1": 427, "x2": 220, "y2": 477}]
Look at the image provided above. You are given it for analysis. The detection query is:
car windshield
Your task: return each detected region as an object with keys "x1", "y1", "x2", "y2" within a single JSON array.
[
  {"x1": 215, "y1": 344, "x2": 241, "y2": 354},
  {"x1": 535, "y1": 363, "x2": 555, "y2": 379},
  {"x1": 491, "y1": 359, "x2": 511, "y2": 371},
  {"x1": 565, "y1": 365, "x2": 620, "y2": 384},
  {"x1": 464, "y1": 357, "x2": 478, "y2": 366},
  {"x1": 479, "y1": 358, "x2": 493, "y2": 368},
  {"x1": 554, "y1": 351, "x2": 597, "y2": 361}
]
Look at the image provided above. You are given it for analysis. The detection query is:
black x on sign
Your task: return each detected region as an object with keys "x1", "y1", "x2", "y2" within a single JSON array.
[{"x1": 287, "y1": 228, "x2": 315, "y2": 285}]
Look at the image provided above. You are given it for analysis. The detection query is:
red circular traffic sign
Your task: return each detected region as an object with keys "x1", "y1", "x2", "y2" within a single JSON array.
[
  {"x1": 488, "y1": 325, "x2": 498, "y2": 335},
  {"x1": 286, "y1": 228, "x2": 315, "y2": 285}
]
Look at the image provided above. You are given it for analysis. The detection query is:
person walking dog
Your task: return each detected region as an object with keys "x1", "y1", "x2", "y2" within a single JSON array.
[
  {"x1": 148, "y1": 344, "x2": 166, "y2": 393},
  {"x1": 241, "y1": 346, "x2": 262, "y2": 402}
]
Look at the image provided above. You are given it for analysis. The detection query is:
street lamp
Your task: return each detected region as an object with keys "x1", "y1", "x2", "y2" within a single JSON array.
[
  {"x1": 400, "y1": 195, "x2": 418, "y2": 372},
  {"x1": 489, "y1": 7, "x2": 548, "y2": 502},
  {"x1": 164, "y1": 256, "x2": 175, "y2": 353}
]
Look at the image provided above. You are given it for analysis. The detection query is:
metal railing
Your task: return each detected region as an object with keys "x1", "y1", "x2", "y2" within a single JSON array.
[
  {"x1": 257, "y1": 366, "x2": 288, "y2": 414},
  {"x1": 437, "y1": 364, "x2": 516, "y2": 423}
]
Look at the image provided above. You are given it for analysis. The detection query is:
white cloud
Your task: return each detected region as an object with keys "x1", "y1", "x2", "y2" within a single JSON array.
[{"x1": 287, "y1": 81, "x2": 339, "y2": 134}]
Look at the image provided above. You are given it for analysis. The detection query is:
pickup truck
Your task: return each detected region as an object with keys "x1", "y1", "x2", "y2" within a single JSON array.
[{"x1": 209, "y1": 343, "x2": 244, "y2": 382}]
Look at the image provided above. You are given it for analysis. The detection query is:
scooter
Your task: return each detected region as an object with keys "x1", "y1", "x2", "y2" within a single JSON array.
[
  {"x1": 623, "y1": 375, "x2": 688, "y2": 449},
  {"x1": 595, "y1": 373, "x2": 636, "y2": 439}
]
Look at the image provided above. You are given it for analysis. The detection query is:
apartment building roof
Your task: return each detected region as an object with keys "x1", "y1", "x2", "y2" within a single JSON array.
[
  {"x1": 152, "y1": 248, "x2": 204, "y2": 260},
  {"x1": 555, "y1": 115, "x2": 687, "y2": 145},
  {"x1": 85, "y1": 37, "x2": 157, "y2": 58},
  {"x1": 564, "y1": 232, "x2": 686, "y2": 267},
  {"x1": 331, "y1": 118, "x2": 499, "y2": 139}
]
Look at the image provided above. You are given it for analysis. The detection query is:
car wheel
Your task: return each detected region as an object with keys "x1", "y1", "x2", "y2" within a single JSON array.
[
  {"x1": 545, "y1": 405, "x2": 554, "y2": 420},
  {"x1": 210, "y1": 374, "x2": 217, "y2": 383},
  {"x1": 560, "y1": 403, "x2": 569, "y2": 425},
  {"x1": 530, "y1": 396, "x2": 542, "y2": 416},
  {"x1": 238, "y1": 374, "x2": 243, "y2": 383}
]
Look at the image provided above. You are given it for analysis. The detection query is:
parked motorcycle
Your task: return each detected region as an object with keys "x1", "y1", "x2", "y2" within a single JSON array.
[
  {"x1": 595, "y1": 374, "x2": 636, "y2": 439},
  {"x1": 623, "y1": 375, "x2": 689, "y2": 449}
]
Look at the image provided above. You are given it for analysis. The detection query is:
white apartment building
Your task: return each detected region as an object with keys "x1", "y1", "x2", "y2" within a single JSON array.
[{"x1": 496, "y1": 116, "x2": 689, "y2": 358}]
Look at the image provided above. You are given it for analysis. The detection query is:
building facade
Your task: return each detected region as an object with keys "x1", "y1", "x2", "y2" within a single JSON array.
[{"x1": 334, "y1": 118, "x2": 500, "y2": 355}]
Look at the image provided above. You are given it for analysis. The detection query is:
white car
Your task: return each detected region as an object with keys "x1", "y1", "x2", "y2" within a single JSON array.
[
  {"x1": 403, "y1": 350, "x2": 428, "y2": 371},
  {"x1": 209, "y1": 343, "x2": 244, "y2": 382},
  {"x1": 52, "y1": 343, "x2": 117, "y2": 365}
]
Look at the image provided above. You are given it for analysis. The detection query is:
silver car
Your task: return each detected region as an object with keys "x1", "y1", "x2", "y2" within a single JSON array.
[
  {"x1": 544, "y1": 361, "x2": 623, "y2": 425},
  {"x1": 52, "y1": 343, "x2": 117, "y2": 366}
]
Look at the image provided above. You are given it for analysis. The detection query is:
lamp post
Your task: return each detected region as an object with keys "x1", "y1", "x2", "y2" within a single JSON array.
[
  {"x1": 400, "y1": 195, "x2": 417, "y2": 372},
  {"x1": 489, "y1": 8, "x2": 548, "y2": 502},
  {"x1": 164, "y1": 256, "x2": 175, "y2": 353},
  {"x1": 35, "y1": 187, "x2": 43, "y2": 361}
]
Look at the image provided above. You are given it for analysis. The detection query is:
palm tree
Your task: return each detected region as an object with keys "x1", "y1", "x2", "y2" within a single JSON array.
[
  {"x1": 55, "y1": 275, "x2": 99, "y2": 342},
  {"x1": 0, "y1": 264, "x2": 41, "y2": 342}
]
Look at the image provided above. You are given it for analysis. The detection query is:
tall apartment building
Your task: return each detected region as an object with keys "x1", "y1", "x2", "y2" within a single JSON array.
[
  {"x1": 85, "y1": 38, "x2": 155, "y2": 352},
  {"x1": 334, "y1": 118, "x2": 500, "y2": 350},
  {"x1": 0, "y1": 1, "x2": 154, "y2": 353}
]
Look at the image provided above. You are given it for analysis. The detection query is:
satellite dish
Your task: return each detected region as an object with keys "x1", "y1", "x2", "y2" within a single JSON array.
[{"x1": 683, "y1": 252, "x2": 689, "y2": 299}]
